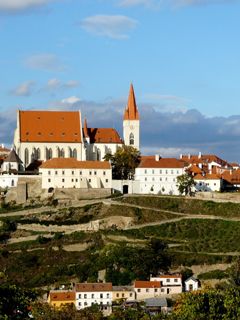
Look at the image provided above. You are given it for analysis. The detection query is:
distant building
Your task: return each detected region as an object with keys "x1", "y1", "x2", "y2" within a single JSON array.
[
  {"x1": 112, "y1": 286, "x2": 135, "y2": 302},
  {"x1": 150, "y1": 274, "x2": 182, "y2": 295},
  {"x1": 48, "y1": 290, "x2": 75, "y2": 308},
  {"x1": 134, "y1": 281, "x2": 161, "y2": 300},
  {"x1": 185, "y1": 277, "x2": 199, "y2": 292}
]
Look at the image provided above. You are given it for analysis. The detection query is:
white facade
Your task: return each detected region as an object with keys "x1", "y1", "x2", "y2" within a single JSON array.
[
  {"x1": 123, "y1": 119, "x2": 140, "y2": 150},
  {"x1": 135, "y1": 157, "x2": 186, "y2": 195},
  {"x1": 194, "y1": 177, "x2": 222, "y2": 192},
  {"x1": 134, "y1": 282, "x2": 161, "y2": 301},
  {"x1": 39, "y1": 166, "x2": 112, "y2": 190},
  {"x1": 185, "y1": 277, "x2": 199, "y2": 292},
  {"x1": 0, "y1": 174, "x2": 18, "y2": 188},
  {"x1": 150, "y1": 275, "x2": 182, "y2": 295}
]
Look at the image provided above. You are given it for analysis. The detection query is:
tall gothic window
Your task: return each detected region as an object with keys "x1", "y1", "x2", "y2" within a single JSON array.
[
  {"x1": 57, "y1": 147, "x2": 61, "y2": 158},
  {"x1": 60, "y1": 148, "x2": 65, "y2": 158},
  {"x1": 24, "y1": 148, "x2": 29, "y2": 165},
  {"x1": 69, "y1": 148, "x2": 73, "y2": 158},
  {"x1": 36, "y1": 148, "x2": 41, "y2": 160},
  {"x1": 129, "y1": 133, "x2": 134, "y2": 145},
  {"x1": 46, "y1": 148, "x2": 53, "y2": 160},
  {"x1": 73, "y1": 148, "x2": 77, "y2": 159}
]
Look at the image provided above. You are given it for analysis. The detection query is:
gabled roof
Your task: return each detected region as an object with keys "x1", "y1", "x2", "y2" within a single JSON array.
[
  {"x1": 138, "y1": 157, "x2": 186, "y2": 169},
  {"x1": 49, "y1": 291, "x2": 75, "y2": 301},
  {"x1": 185, "y1": 276, "x2": 198, "y2": 283},
  {"x1": 40, "y1": 158, "x2": 111, "y2": 169},
  {"x1": 85, "y1": 128, "x2": 123, "y2": 144},
  {"x1": 75, "y1": 283, "x2": 112, "y2": 292},
  {"x1": 194, "y1": 173, "x2": 221, "y2": 180},
  {"x1": 134, "y1": 281, "x2": 161, "y2": 289},
  {"x1": 182, "y1": 154, "x2": 230, "y2": 167},
  {"x1": 4, "y1": 149, "x2": 22, "y2": 163},
  {"x1": 222, "y1": 170, "x2": 240, "y2": 184},
  {"x1": 19, "y1": 110, "x2": 82, "y2": 143},
  {"x1": 124, "y1": 84, "x2": 140, "y2": 121},
  {"x1": 145, "y1": 297, "x2": 167, "y2": 307}
]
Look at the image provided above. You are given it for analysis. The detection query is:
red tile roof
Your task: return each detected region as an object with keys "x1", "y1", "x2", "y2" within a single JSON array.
[
  {"x1": 124, "y1": 84, "x2": 139, "y2": 121},
  {"x1": 138, "y1": 157, "x2": 186, "y2": 169},
  {"x1": 134, "y1": 281, "x2": 161, "y2": 289},
  {"x1": 86, "y1": 128, "x2": 122, "y2": 144},
  {"x1": 194, "y1": 173, "x2": 221, "y2": 180},
  {"x1": 49, "y1": 291, "x2": 75, "y2": 301},
  {"x1": 19, "y1": 110, "x2": 82, "y2": 143},
  {"x1": 40, "y1": 158, "x2": 111, "y2": 169},
  {"x1": 222, "y1": 170, "x2": 240, "y2": 184},
  {"x1": 75, "y1": 283, "x2": 112, "y2": 292},
  {"x1": 182, "y1": 154, "x2": 230, "y2": 167}
]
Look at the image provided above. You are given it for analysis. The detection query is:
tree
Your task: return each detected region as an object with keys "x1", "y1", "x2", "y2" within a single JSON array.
[
  {"x1": 104, "y1": 145, "x2": 140, "y2": 180},
  {"x1": 177, "y1": 173, "x2": 195, "y2": 196}
]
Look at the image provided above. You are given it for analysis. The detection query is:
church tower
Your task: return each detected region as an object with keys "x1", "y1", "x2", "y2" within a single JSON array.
[{"x1": 123, "y1": 84, "x2": 140, "y2": 150}]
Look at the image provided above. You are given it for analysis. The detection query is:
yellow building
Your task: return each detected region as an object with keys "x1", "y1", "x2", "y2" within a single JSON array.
[
  {"x1": 48, "y1": 290, "x2": 75, "y2": 308},
  {"x1": 112, "y1": 286, "x2": 135, "y2": 302}
]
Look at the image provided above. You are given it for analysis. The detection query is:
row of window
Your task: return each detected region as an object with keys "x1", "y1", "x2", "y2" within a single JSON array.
[
  {"x1": 78, "y1": 293, "x2": 110, "y2": 299},
  {"x1": 24, "y1": 147, "x2": 78, "y2": 164},
  {"x1": 48, "y1": 170, "x2": 107, "y2": 176},
  {"x1": 137, "y1": 288, "x2": 165, "y2": 293},
  {"x1": 48, "y1": 178, "x2": 109, "y2": 183},
  {"x1": 78, "y1": 301, "x2": 110, "y2": 307},
  {"x1": 144, "y1": 177, "x2": 176, "y2": 182},
  {"x1": 144, "y1": 169, "x2": 180, "y2": 175}
]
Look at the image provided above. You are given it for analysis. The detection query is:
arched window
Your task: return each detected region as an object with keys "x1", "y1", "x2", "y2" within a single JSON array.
[
  {"x1": 57, "y1": 147, "x2": 61, "y2": 158},
  {"x1": 24, "y1": 148, "x2": 29, "y2": 165},
  {"x1": 97, "y1": 149, "x2": 101, "y2": 161},
  {"x1": 69, "y1": 148, "x2": 73, "y2": 158},
  {"x1": 11, "y1": 180, "x2": 15, "y2": 187},
  {"x1": 46, "y1": 148, "x2": 53, "y2": 160},
  {"x1": 36, "y1": 148, "x2": 41, "y2": 160},
  {"x1": 129, "y1": 133, "x2": 134, "y2": 145},
  {"x1": 32, "y1": 148, "x2": 37, "y2": 161},
  {"x1": 73, "y1": 148, "x2": 77, "y2": 159},
  {"x1": 60, "y1": 148, "x2": 65, "y2": 158}
]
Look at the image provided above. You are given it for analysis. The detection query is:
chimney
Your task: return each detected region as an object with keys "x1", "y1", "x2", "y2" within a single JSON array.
[
  {"x1": 198, "y1": 152, "x2": 202, "y2": 159},
  {"x1": 180, "y1": 154, "x2": 183, "y2": 159},
  {"x1": 188, "y1": 154, "x2": 191, "y2": 159},
  {"x1": 230, "y1": 170, "x2": 232, "y2": 175},
  {"x1": 155, "y1": 154, "x2": 160, "y2": 162}
]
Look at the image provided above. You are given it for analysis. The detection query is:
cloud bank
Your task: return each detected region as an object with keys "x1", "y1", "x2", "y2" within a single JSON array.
[{"x1": 0, "y1": 0, "x2": 56, "y2": 13}]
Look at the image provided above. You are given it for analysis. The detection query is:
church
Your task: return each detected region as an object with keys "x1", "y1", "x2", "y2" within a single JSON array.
[{"x1": 13, "y1": 84, "x2": 140, "y2": 168}]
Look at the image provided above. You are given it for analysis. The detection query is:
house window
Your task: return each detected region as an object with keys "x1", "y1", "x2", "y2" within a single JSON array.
[
  {"x1": 161, "y1": 289, "x2": 165, "y2": 292},
  {"x1": 166, "y1": 170, "x2": 168, "y2": 174},
  {"x1": 94, "y1": 171, "x2": 97, "y2": 175},
  {"x1": 48, "y1": 179, "x2": 51, "y2": 183},
  {"x1": 106, "y1": 179, "x2": 108, "y2": 183},
  {"x1": 130, "y1": 293, "x2": 133, "y2": 297},
  {"x1": 89, "y1": 171, "x2": 92, "y2": 175},
  {"x1": 165, "y1": 177, "x2": 168, "y2": 181},
  {"x1": 152, "y1": 177, "x2": 155, "y2": 181},
  {"x1": 160, "y1": 170, "x2": 162, "y2": 174},
  {"x1": 62, "y1": 179, "x2": 65, "y2": 182},
  {"x1": 116, "y1": 293, "x2": 119, "y2": 298},
  {"x1": 78, "y1": 302, "x2": 81, "y2": 306},
  {"x1": 100, "y1": 294, "x2": 103, "y2": 299},
  {"x1": 107, "y1": 293, "x2": 110, "y2": 298},
  {"x1": 154, "y1": 288, "x2": 158, "y2": 292},
  {"x1": 145, "y1": 177, "x2": 147, "y2": 181},
  {"x1": 80, "y1": 171, "x2": 82, "y2": 175},
  {"x1": 78, "y1": 294, "x2": 81, "y2": 299},
  {"x1": 55, "y1": 171, "x2": 58, "y2": 175},
  {"x1": 48, "y1": 171, "x2": 51, "y2": 175},
  {"x1": 171, "y1": 170, "x2": 174, "y2": 174},
  {"x1": 71, "y1": 179, "x2": 74, "y2": 182},
  {"x1": 62, "y1": 171, "x2": 65, "y2": 175},
  {"x1": 160, "y1": 177, "x2": 162, "y2": 181},
  {"x1": 89, "y1": 179, "x2": 91, "y2": 182},
  {"x1": 122, "y1": 293, "x2": 124, "y2": 297},
  {"x1": 177, "y1": 170, "x2": 179, "y2": 174},
  {"x1": 72, "y1": 171, "x2": 74, "y2": 175},
  {"x1": 174, "y1": 279, "x2": 178, "y2": 282},
  {"x1": 103, "y1": 171, "x2": 106, "y2": 175},
  {"x1": 152, "y1": 170, "x2": 154, "y2": 174},
  {"x1": 84, "y1": 294, "x2": 87, "y2": 299},
  {"x1": 91, "y1": 294, "x2": 94, "y2": 299},
  {"x1": 145, "y1": 169, "x2": 147, "y2": 174},
  {"x1": 84, "y1": 302, "x2": 87, "y2": 306},
  {"x1": 137, "y1": 289, "x2": 141, "y2": 292},
  {"x1": 146, "y1": 289, "x2": 149, "y2": 292},
  {"x1": 166, "y1": 279, "x2": 170, "y2": 282},
  {"x1": 76, "y1": 179, "x2": 78, "y2": 182}
]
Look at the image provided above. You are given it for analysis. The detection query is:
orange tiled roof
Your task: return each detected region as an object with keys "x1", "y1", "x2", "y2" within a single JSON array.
[
  {"x1": 40, "y1": 158, "x2": 111, "y2": 169},
  {"x1": 194, "y1": 173, "x2": 221, "y2": 180},
  {"x1": 49, "y1": 291, "x2": 75, "y2": 302},
  {"x1": 75, "y1": 283, "x2": 112, "y2": 292},
  {"x1": 19, "y1": 110, "x2": 82, "y2": 143},
  {"x1": 182, "y1": 154, "x2": 230, "y2": 167},
  {"x1": 188, "y1": 165, "x2": 202, "y2": 174},
  {"x1": 124, "y1": 84, "x2": 140, "y2": 121},
  {"x1": 134, "y1": 281, "x2": 161, "y2": 289},
  {"x1": 222, "y1": 170, "x2": 240, "y2": 184},
  {"x1": 86, "y1": 128, "x2": 123, "y2": 144},
  {"x1": 0, "y1": 146, "x2": 10, "y2": 153},
  {"x1": 138, "y1": 157, "x2": 186, "y2": 169},
  {"x1": 230, "y1": 162, "x2": 239, "y2": 167}
]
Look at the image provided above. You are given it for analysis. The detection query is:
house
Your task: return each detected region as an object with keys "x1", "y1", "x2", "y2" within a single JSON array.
[
  {"x1": 194, "y1": 173, "x2": 223, "y2": 192},
  {"x1": 75, "y1": 283, "x2": 112, "y2": 315},
  {"x1": 185, "y1": 276, "x2": 199, "y2": 292},
  {"x1": 39, "y1": 158, "x2": 112, "y2": 190},
  {"x1": 150, "y1": 274, "x2": 182, "y2": 295},
  {"x1": 134, "y1": 155, "x2": 187, "y2": 195},
  {"x1": 112, "y1": 286, "x2": 136, "y2": 302},
  {"x1": 48, "y1": 290, "x2": 75, "y2": 308},
  {"x1": 1, "y1": 149, "x2": 24, "y2": 173},
  {"x1": 13, "y1": 84, "x2": 139, "y2": 168},
  {"x1": 144, "y1": 297, "x2": 168, "y2": 314},
  {"x1": 134, "y1": 281, "x2": 161, "y2": 300}
]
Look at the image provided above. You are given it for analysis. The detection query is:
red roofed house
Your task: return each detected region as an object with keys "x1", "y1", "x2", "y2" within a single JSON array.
[
  {"x1": 134, "y1": 155, "x2": 187, "y2": 195},
  {"x1": 150, "y1": 274, "x2": 182, "y2": 295},
  {"x1": 13, "y1": 84, "x2": 140, "y2": 168},
  {"x1": 134, "y1": 281, "x2": 161, "y2": 300},
  {"x1": 48, "y1": 290, "x2": 76, "y2": 308}
]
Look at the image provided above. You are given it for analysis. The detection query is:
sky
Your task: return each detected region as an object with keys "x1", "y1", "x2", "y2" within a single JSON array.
[{"x1": 1, "y1": 0, "x2": 240, "y2": 161}]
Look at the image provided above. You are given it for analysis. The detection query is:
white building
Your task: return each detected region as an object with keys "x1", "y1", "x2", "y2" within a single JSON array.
[
  {"x1": 185, "y1": 277, "x2": 199, "y2": 292},
  {"x1": 194, "y1": 173, "x2": 222, "y2": 192},
  {"x1": 39, "y1": 158, "x2": 112, "y2": 190},
  {"x1": 150, "y1": 274, "x2": 182, "y2": 295},
  {"x1": 134, "y1": 156, "x2": 186, "y2": 195},
  {"x1": 75, "y1": 283, "x2": 112, "y2": 314},
  {"x1": 134, "y1": 281, "x2": 161, "y2": 300},
  {"x1": 13, "y1": 84, "x2": 139, "y2": 168}
]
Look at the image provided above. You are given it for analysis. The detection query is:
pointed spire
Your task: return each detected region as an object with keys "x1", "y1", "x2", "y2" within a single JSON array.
[
  {"x1": 124, "y1": 83, "x2": 140, "y2": 121},
  {"x1": 83, "y1": 117, "x2": 89, "y2": 138}
]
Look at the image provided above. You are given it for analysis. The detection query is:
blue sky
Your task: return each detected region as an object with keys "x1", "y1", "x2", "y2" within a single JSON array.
[{"x1": 1, "y1": 0, "x2": 240, "y2": 161}]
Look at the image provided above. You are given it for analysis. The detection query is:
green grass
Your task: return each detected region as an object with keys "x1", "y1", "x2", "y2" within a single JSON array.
[{"x1": 120, "y1": 196, "x2": 240, "y2": 218}]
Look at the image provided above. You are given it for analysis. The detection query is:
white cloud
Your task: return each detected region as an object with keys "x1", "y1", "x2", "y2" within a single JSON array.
[
  {"x1": 61, "y1": 96, "x2": 81, "y2": 104},
  {"x1": 81, "y1": 15, "x2": 138, "y2": 39},
  {"x1": 25, "y1": 54, "x2": 65, "y2": 72},
  {"x1": 11, "y1": 80, "x2": 35, "y2": 96},
  {"x1": 42, "y1": 78, "x2": 79, "y2": 92},
  {"x1": 0, "y1": 0, "x2": 56, "y2": 13}
]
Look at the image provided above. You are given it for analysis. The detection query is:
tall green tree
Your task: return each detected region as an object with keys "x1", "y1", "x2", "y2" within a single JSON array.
[
  {"x1": 177, "y1": 173, "x2": 195, "y2": 196},
  {"x1": 104, "y1": 145, "x2": 140, "y2": 180}
]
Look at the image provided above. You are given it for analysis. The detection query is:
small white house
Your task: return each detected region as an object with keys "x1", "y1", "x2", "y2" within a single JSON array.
[
  {"x1": 75, "y1": 283, "x2": 112, "y2": 315},
  {"x1": 185, "y1": 277, "x2": 199, "y2": 292},
  {"x1": 134, "y1": 281, "x2": 161, "y2": 300},
  {"x1": 39, "y1": 158, "x2": 112, "y2": 190},
  {"x1": 134, "y1": 156, "x2": 186, "y2": 195}
]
